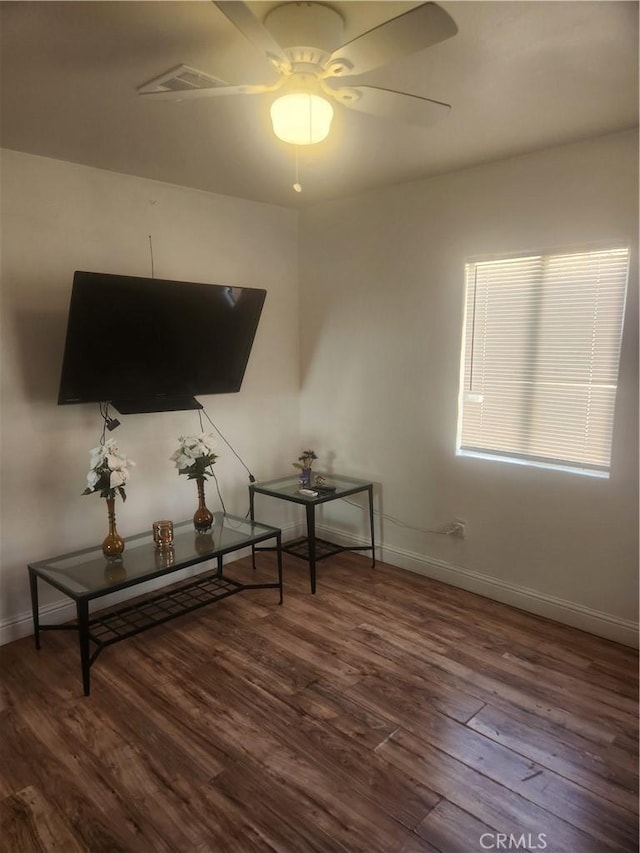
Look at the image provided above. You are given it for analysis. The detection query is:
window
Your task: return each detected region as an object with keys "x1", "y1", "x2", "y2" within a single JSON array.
[{"x1": 457, "y1": 247, "x2": 629, "y2": 476}]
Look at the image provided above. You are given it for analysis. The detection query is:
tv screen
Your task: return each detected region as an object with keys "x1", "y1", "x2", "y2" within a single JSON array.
[{"x1": 58, "y1": 271, "x2": 266, "y2": 414}]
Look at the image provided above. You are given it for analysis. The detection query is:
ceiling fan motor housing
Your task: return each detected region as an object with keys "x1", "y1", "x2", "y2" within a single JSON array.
[{"x1": 264, "y1": 2, "x2": 345, "y2": 62}]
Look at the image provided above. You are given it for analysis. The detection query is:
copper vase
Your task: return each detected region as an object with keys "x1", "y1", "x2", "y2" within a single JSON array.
[
  {"x1": 193, "y1": 477, "x2": 213, "y2": 533},
  {"x1": 102, "y1": 496, "x2": 125, "y2": 559}
]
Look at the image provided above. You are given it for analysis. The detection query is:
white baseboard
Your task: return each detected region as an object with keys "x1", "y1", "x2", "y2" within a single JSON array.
[
  {"x1": 316, "y1": 525, "x2": 639, "y2": 649},
  {"x1": 5, "y1": 524, "x2": 637, "y2": 649},
  {"x1": 1, "y1": 597, "x2": 78, "y2": 647}
]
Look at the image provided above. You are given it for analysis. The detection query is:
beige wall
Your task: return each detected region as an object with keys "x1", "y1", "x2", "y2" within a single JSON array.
[
  {"x1": 298, "y1": 130, "x2": 639, "y2": 645},
  {"x1": 0, "y1": 150, "x2": 300, "y2": 640},
  {"x1": 2, "y1": 132, "x2": 638, "y2": 647}
]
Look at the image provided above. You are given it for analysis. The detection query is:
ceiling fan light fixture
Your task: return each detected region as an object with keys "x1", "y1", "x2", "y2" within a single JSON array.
[{"x1": 270, "y1": 92, "x2": 333, "y2": 145}]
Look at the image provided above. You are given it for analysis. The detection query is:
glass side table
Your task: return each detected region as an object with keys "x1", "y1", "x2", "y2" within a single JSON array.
[
  {"x1": 249, "y1": 474, "x2": 375, "y2": 594},
  {"x1": 28, "y1": 512, "x2": 282, "y2": 695}
]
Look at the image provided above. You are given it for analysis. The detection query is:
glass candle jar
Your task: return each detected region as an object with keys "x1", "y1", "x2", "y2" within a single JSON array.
[{"x1": 152, "y1": 520, "x2": 174, "y2": 550}]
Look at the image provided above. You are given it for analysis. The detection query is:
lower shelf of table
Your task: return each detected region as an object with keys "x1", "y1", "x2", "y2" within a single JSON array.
[
  {"x1": 88, "y1": 572, "x2": 248, "y2": 648},
  {"x1": 41, "y1": 569, "x2": 280, "y2": 653},
  {"x1": 257, "y1": 536, "x2": 373, "y2": 563}
]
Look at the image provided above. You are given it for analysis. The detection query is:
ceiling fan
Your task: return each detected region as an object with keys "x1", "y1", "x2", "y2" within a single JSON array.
[{"x1": 138, "y1": 1, "x2": 457, "y2": 146}]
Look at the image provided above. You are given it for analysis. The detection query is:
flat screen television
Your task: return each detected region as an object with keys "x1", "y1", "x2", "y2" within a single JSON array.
[{"x1": 57, "y1": 271, "x2": 267, "y2": 414}]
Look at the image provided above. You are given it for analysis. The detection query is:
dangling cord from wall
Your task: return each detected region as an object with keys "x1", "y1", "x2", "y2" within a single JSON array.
[
  {"x1": 98, "y1": 402, "x2": 120, "y2": 443},
  {"x1": 198, "y1": 407, "x2": 256, "y2": 483},
  {"x1": 209, "y1": 467, "x2": 227, "y2": 516},
  {"x1": 197, "y1": 406, "x2": 260, "y2": 520},
  {"x1": 198, "y1": 407, "x2": 260, "y2": 515},
  {"x1": 148, "y1": 234, "x2": 155, "y2": 278},
  {"x1": 342, "y1": 497, "x2": 449, "y2": 536},
  {"x1": 99, "y1": 402, "x2": 109, "y2": 445}
]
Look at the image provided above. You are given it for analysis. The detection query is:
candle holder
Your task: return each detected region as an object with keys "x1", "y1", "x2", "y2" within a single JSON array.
[{"x1": 153, "y1": 520, "x2": 174, "y2": 550}]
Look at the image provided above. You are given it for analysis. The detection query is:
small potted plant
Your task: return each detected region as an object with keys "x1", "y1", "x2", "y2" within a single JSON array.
[{"x1": 293, "y1": 449, "x2": 317, "y2": 488}]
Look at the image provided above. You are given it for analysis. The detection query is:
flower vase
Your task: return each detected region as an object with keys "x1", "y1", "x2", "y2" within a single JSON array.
[
  {"x1": 298, "y1": 467, "x2": 312, "y2": 488},
  {"x1": 102, "y1": 497, "x2": 125, "y2": 559},
  {"x1": 193, "y1": 477, "x2": 213, "y2": 533}
]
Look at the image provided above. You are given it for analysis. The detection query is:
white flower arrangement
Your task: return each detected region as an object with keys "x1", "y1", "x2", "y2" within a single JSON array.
[
  {"x1": 171, "y1": 433, "x2": 218, "y2": 480},
  {"x1": 83, "y1": 438, "x2": 135, "y2": 501}
]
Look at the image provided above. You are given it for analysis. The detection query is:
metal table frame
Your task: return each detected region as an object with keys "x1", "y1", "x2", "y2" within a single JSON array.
[
  {"x1": 28, "y1": 512, "x2": 282, "y2": 695},
  {"x1": 249, "y1": 474, "x2": 375, "y2": 594}
]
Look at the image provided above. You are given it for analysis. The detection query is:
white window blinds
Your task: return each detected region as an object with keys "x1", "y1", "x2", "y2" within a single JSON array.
[{"x1": 458, "y1": 247, "x2": 629, "y2": 474}]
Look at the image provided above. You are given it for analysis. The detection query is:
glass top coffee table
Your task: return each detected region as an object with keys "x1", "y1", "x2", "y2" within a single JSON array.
[
  {"x1": 249, "y1": 474, "x2": 375, "y2": 594},
  {"x1": 28, "y1": 512, "x2": 282, "y2": 695}
]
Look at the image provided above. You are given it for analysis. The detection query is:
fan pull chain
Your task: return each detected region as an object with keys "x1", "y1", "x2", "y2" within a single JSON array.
[{"x1": 293, "y1": 146, "x2": 302, "y2": 193}]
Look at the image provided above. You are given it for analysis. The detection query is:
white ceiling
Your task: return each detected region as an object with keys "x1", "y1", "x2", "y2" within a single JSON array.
[{"x1": 1, "y1": 1, "x2": 637, "y2": 208}]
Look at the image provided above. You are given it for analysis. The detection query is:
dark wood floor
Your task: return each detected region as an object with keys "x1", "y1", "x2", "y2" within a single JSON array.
[{"x1": 1, "y1": 552, "x2": 637, "y2": 853}]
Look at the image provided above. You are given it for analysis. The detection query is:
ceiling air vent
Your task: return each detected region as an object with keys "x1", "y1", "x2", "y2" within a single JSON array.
[{"x1": 137, "y1": 65, "x2": 227, "y2": 95}]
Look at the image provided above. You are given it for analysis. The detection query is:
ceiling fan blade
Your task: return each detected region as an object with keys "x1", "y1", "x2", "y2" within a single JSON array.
[
  {"x1": 139, "y1": 83, "x2": 276, "y2": 102},
  {"x1": 336, "y1": 85, "x2": 451, "y2": 127},
  {"x1": 326, "y1": 3, "x2": 457, "y2": 78},
  {"x1": 137, "y1": 64, "x2": 283, "y2": 101},
  {"x1": 214, "y1": 1, "x2": 291, "y2": 75}
]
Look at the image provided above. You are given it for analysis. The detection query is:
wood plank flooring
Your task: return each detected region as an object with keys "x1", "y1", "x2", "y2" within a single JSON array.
[{"x1": 1, "y1": 552, "x2": 637, "y2": 852}]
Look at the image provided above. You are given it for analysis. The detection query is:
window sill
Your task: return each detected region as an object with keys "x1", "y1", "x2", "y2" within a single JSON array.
[{"x1": 456, "y1": 449, "x2": 609, "y2": 479}]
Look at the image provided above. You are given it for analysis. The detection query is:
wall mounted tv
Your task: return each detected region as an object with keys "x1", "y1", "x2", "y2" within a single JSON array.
[{"x1": 58, "y1": 271, "x2": 267, "y2": 414}]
